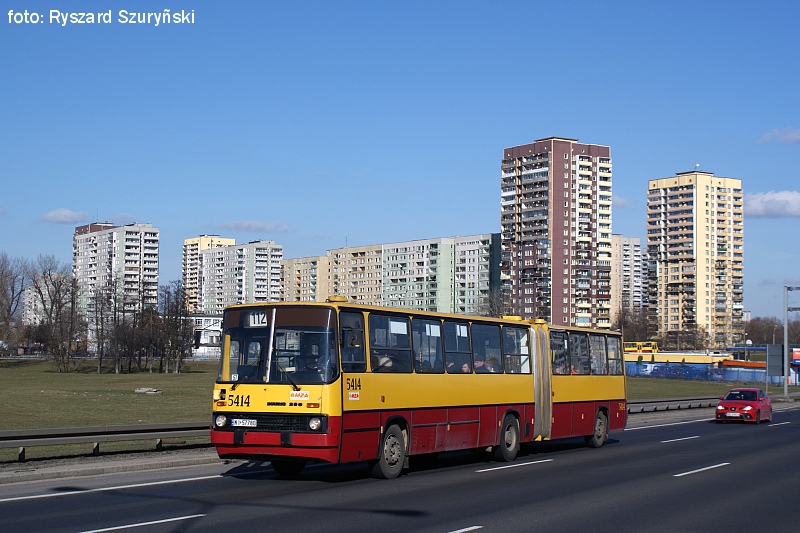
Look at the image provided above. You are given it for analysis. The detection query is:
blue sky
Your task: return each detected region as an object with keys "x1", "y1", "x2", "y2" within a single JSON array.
[{"x1": 1, "y1": 0, "x2": 799, "y2": 319}]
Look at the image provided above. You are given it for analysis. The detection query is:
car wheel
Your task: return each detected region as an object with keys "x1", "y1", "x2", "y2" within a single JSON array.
[{"x1": 755, "y1": 411, "x2": 761, "y2": 424}]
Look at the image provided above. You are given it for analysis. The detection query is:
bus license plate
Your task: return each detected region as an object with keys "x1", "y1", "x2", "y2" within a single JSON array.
[{"x1": 232, "y1": 419, "x2": 257, "y2": 427}]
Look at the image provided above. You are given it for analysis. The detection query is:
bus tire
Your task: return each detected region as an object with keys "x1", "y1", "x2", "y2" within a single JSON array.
[
  {"x1": 370, "y1": 424, "x2": 406, "y2": 479},
  {"x1": 271, "y1": 459, "x2": 306, "y2": 477},
  {"x1": 585, "y1": 411, "x2": 608, "y2": 448},
  {"x1": 493, "y1": 414, "x2": 520, "y2": 462}
]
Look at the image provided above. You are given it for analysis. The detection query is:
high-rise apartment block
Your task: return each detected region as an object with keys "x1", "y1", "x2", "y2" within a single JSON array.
[
  {"x1": 501, "y1": 137, "x2": 613, "y2": 327},
  {"x1": 329, "y1": 244, "x2": 384, "y2": 306},
  {"x1": 282, "y1": 255, "x2": 332, "y2": 302},
  {"x1": 182, "y1": 235, "x2": 236, "y2": 313},
  {"x1": 197, "y1": 240, "x2": 283, "y2": 315},
  {"x1": 278, "y1": 234, "x2": 501, "y2": 314},
  {"x1": 72, "y1": 222, "x2": 159, "y2": 315},
  {"x1": 610, "y1": 234, "x2": 647, "y2": 320},
  {"x1": 646, "y1": 171, "x2": 744, "y2": 348}
]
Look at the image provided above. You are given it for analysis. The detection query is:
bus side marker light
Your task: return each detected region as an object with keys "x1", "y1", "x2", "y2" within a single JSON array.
[{"x1": 307, "y1": 403, "x2": 320, "y2": 408}]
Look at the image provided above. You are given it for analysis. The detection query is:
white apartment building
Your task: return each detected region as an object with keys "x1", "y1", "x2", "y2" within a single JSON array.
[
  {"x1": 197, "y1": 240, "x2": 283, "y2": 314},
  {"x1": 328, "y1": 244, "x2": 384, "y2": 306},
  {"x1": 382, "y1": 234, "x2": 500, "y2": 314},
  {"x1": 182, "y1": 235, "x2": 236, "y2": 313},
  {"x1": 383, "y1": 238, "x2": 455, "y2": 312},
  {"x1": 72, "y1": 223, "x2": 159, "y2": 316},
  {"x1": 610, "y1": 234, "x2": 647, "y2": 321},
  {"x1": 647, "y1": 171, "x2": 744, "y2": 348}
]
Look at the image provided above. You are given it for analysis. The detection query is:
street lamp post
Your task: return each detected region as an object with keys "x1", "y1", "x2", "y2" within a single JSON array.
[
  {"x1": 785, "y1": 286, "x2": 800, "y2": 397},
  {"x1": 744, "y1": 332, "x2": 749, "y2": 361}
]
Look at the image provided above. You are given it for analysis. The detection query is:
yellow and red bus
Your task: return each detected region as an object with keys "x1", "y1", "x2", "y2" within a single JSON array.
[{"x1": 211, "y1": 299, "x2": 627, "y2": 478}]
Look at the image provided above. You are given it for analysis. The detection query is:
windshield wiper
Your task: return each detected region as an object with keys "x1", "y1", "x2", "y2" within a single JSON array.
[
  {"x1": 232, "y1": 354, "x2": 265, "y2": 391},
  {"x1": 274, "y1": 359, "x2": 301, "y2": 391}
]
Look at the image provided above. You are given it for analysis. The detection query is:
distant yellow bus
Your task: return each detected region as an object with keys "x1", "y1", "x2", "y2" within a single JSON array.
[
  {"x1": 210, "y1": 300, "x2": 627, "y2": 478},
  {"x1": 623, "y1": 341, "x2": 658, "y2": 353}
]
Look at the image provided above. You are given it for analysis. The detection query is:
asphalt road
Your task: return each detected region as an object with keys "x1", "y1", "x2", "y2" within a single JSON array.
[{"x1": 2, "y1": 403, "x2": 799, "y2": 533}]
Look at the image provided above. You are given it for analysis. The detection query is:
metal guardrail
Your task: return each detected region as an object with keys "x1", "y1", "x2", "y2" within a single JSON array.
[
  {"x1": 627, "y1": 397, "x2": 719, "y2": 413},
  {"x1": 1, "y1": 397, "x2": 726, "y2": 463},
  {"x1": 0, "y1": 422, "x2": 209, "y2": 462}
]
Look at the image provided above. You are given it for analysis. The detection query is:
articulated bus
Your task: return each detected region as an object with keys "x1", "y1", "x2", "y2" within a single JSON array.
[
  {"x1": 210, "y1": 299, "x2": 627, "y2": 479},
  {"x1": 623, "y1": 341, "x2": 658, "y2": 353}
]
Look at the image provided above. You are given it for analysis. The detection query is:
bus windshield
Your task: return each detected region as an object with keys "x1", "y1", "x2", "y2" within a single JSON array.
[{"x1": 220, "y1": 306, "x2": 339, "y2": 385}]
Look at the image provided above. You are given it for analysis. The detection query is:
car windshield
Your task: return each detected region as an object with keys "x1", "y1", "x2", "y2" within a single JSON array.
[
  {"x1": 220, "y1": 306, "x2": 339, "y2": 385},
  {"x1": 725, "y1": 390, "x2": 757, "y2": 401}
]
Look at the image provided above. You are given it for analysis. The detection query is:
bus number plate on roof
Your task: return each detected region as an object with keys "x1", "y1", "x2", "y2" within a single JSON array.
[
  {"x1": 231, "y1": 419, "x2": 257, "y2": 427},
  {"x1": 245, "y1": 311, "x2": 268, "y2": 328}
]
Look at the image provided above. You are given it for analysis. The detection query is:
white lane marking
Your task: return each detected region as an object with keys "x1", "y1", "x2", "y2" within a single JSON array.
[
  {"x1": 476, "y1": 459, "x2": 553, "y2": 473},
  {"x1": 769, "y1": 421, "x2": 791, "y2": 426},
  {"x1": 661, "y1": 435, "x2": 700, "y2": 443},
  {"x1": 0, "y1": 474, "x2": 221, "y2": 503},
  {"x1": 78, "y1": 514, "x2": 206, "y2": 533},
  {"x1": 0, "y1": 466, "x2": 275, "y2": 504},
  {"x1": 448, "y1": 527, "x2": 483, "y2": 533},
  {"x1": 625, "y1": 419, "x2": 709, "y2": 431},
  {"x1": 673, "y1": 462, "x2": 730, "y2": 477}
]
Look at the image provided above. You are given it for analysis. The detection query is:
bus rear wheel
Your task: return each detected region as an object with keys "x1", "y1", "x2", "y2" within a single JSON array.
[
  {"x1": 370, "y1": 424, "x2": 406, "y2": 479},
  {"x1": 493, "y1": 414, "x2": 520, "y2": 462},
  {"x1": 585, "y1": 412, "x2": 608, "y2": 448},
  {"x1": 270, "y1": 459, "x2": 306, "y2": 477}
]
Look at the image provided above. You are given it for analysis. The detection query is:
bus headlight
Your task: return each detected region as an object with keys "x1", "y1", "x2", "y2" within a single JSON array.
[
  {"x1": 214, "y1": 415, "x2": 228, "y2": 428},
  {"x1": 309, "y1": 417, "x2": 322, "y2": 431}
]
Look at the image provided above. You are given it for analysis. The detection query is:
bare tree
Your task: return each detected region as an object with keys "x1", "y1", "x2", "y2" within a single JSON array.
[
  {"x1": 0, "y1": 252, "x2": 30, "y2": 352},
  {"x1": 159, "y1": 280, "x2": 192, "y2": 374},
  {"x1": 474, "y1": 287, "x2": 513, "y2": 318},
  {"x1": 612, "y1": 307, "x2": 654, "y2": 345},
  {"x1": 27, "y1": 255, "x2": 83, "y2": 372}
]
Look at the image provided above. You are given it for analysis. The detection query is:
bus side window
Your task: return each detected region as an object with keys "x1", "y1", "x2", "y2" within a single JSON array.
[
  {"x1": 607, "y1": 336, "x2": 624, "y2": 375},
  {"x1": 550, "y1": 330, "x2": 569, "y2": 375},
  {"x1": 369, "y1": 313, "x2": 412, "y2": 373},
  {"x1": 472, "y1": 323, "x2": 502, "y2": 373},
  {"x1": 569, "y1": 333, "x2": 589, "y2": 375},
  {"x1": 444, "y1": 320, "x2": 471, "y2": 373},
  {"x1": 502, "y1": 327, "x2": 530, "y2": 374},
  {"x1": 340, "y1": 311, "x2": 366, "y2": 372},
  {"x1": 411, "y1": 318, "x2": 443, "y2": 373},
  {"x1": 589, "y1": 334, "x2": 608, "y2": 375}
]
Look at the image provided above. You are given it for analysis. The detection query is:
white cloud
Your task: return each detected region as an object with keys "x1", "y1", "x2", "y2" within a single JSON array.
[
  {"x1": 40, "y1": 208, "x2": 89, "y2": 224},
  {"x1": 612, "y1": 195, "x2": 632, "y2": 208},
  {"x1": 220, "y1": 220, "x2": 291, "y2": 233},
  {"x1": 745, "y1": 191, "x2": 800, "y2": 218},
  {"x1": 758, "y1": 127, "x2": 800, "y2": 144}
]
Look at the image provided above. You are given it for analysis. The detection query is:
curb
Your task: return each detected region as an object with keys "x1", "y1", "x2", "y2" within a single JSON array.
[{"x1": 0, "y1": 451, "x2": 225, "y2": 485}]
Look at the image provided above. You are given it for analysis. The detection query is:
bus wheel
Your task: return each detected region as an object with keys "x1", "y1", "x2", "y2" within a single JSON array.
[
  {"x1": 493, "y1": 415, "x2": 519, "y2": 462},
  {"x1": 585, "y1": 412, "x2": 608, "y2": 448},
  {"x1": 370, "y1": 424, "x2": 406, "y2": 479},
  {"x1": 271, "y1": 459, "x2": 306, "y2": 477}
]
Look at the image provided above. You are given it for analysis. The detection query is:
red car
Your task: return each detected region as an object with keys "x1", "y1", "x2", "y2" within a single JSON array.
[{"x1": 715, "y1": 388, "x2": 772, "y2": 424}]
